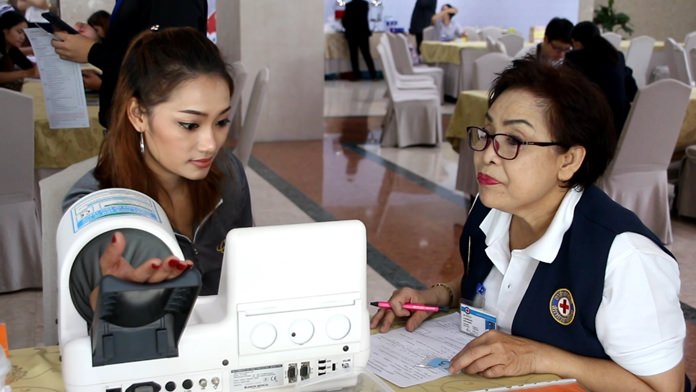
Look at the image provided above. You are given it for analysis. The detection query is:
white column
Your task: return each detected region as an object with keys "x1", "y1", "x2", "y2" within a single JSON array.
[{"x1": 217, "y1": 0, "x2": 325, "y2": 142}]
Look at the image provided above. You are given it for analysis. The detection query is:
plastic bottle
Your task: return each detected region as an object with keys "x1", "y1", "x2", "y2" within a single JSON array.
[{"x1": 0, "y1": 348, "x2": 11, "y2": 392}]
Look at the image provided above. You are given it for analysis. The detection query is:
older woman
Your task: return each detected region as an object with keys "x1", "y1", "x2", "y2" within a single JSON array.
[{"x1": 371, "y1": 58, "x2": 687, "y2": 391}]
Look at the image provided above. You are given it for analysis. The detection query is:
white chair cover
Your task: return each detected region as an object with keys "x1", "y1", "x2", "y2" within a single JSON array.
[
  {"x1": 234, "y1": 67, "x2": 270, "y2": 166},
  {"x1": 461, "y1": 26, "x2": 480, "y2": 41},
  {"x1": 684, "y1": 31, "x2": 696, "y2": 55},
  {"x1": 689, "y1": 48, "x2": 696, "y2": 89},
  {"x1": 601, "y1": 32, "x2": 622, "y2": 50},
  {"x1": 377, "y1": 44, "x2": 441, "y2": 148},
  {"x1": 497, "y1": 34, "x2": 524, "y2": 58},
  {"x1": 625, "y1": 35, "x2": 656, "y2": 88},
  {"x1": 230, "y1": 61, "x2": 248, "y2": 123},
  {"x1": 597, "y1": 79, "x2": 692, "y2": 244},
  {"x1": 473, "y1": 52, "x2": 512, "y2": 90},
  {"x1": 422, "y1": 26, "x2": 438, "y2": 42},
  {"x1": 388, "y1": 33, "x2": 444, "y2": 102},
  {"x1": 0, "y1": 88, "x2": 40, "y2": 293},
  {"x1": 39, "y1": 156, "x2": 97, "y2": 344},
  {"x1": 377, "y1": 34, "x2": 437, "y2": 90},
  {"x1": 666, "y1": 37, "x2": 694, "y2": 86},
  {"x1": 479, "y1": 26, "x2": 504, "y2": 41},
  {"x1": 677, "y1": 145, "x2": 696, "y2": 218},
  {"x1": 456, "y1": 137, "x2": 478, "y2": 198}
]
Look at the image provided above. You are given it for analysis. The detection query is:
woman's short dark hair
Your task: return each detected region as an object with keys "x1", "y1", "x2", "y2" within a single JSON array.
[
  {"x1": 488, "y1": 57, "x2": 616, "y2": 189},
  {"x1": 87, "y1": 10, "x2": 110, "y2": 36}
]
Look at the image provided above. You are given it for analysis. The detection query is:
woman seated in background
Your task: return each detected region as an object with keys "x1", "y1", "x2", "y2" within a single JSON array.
[
  {"x1": 74, "y1": 10, "x2": 111, "y2": 91},
  {"x1": 430, "y1": 4, "x2": 464, "y2": 42},
  {"x1": 87, "y1": 10, "x2": 110, "y2": 40},
  {"x1": 63, "y1": 27, "x2": 253, "y2": 324},
  {"x1": 371, "y1": 58, "x2": 688, "y2": 391},
  {"x1": 0, "y1": 10, "x2": 38, "y2": 91},
  {"x1": 564, "y1": 21, "x2": 637, "y2": 137}
]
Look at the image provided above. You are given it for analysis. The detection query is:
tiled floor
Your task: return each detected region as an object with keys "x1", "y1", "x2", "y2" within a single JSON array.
[{"x1": 2, "y1": 79, "x2": 696, "y2": 384}]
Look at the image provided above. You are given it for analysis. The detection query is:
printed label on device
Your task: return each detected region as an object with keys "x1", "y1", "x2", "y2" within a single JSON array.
[
  {"x1": 460, "y1": 301, "x2": 496, "y2": 337},
  {"x1": 230, "y1": 364, "x2": 284, "y2": 391}
]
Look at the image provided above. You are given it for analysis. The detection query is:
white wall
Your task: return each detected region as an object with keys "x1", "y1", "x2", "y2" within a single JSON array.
[{"x1": 325, "y1": 0, "x2": 579, "y2": 41}]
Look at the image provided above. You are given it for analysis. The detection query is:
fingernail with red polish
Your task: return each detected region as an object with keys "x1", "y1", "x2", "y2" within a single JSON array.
[
  {"x1": 111, "y1": 234, "x2": 117, "y2": 243},
  {"x1": 168, "y1": 259, "x2": 179, "y2": 268},
  {"x1": 176, "y1": 262, "x2": 186, "y2": 271},
  {"x1": 151, "y1": 263, "x2": 161, "y2": 270}
]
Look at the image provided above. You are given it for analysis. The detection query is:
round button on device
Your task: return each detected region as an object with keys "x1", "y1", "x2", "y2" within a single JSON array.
[
  {"x1": 289, "y1": 319, "x2": 314, "y2": 345},
  {"x1": 251, "y1": 322, "x2": 277, "y2": 349},
  {"x1": 326, "y1": 315, "x2": 351, "y2": 340}
]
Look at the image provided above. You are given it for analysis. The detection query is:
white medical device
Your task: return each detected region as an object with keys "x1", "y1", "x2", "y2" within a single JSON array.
[{"x1": 57, "y1": 188, "x2": 370, "y2": 392}]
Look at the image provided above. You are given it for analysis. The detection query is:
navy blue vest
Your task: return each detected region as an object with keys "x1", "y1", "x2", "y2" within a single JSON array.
[{"x1": 460, "y1": 186, "x2": 673, "y2": 359}]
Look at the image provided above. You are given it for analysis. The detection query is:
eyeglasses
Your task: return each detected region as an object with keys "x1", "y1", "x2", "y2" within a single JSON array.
[{"x1": 467, "y1": 126, "x2": 564, "y2": 160}]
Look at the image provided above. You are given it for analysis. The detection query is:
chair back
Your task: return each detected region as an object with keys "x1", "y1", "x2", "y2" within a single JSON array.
[
  {"x1": 387, "y1": 32, "x2": 415, "y2": 74},
  {"x1": 666, "y1": 37, "x2": 694, "y2": 86},
  {"x1": 461, "y1": 26, "x2": 480, "y2": 41},
  {"x1": 485, "y1": 36, "x2": 505, "y2": 54},
  {"x1": 479, "y1": 26, "x2": 504, "y2": 41},
  {"x1": 601, "y1": 31, "x2": 622, "y2": 50},
  {"x1": 607, "y1": 79, "x2": 691, "y2": 176},
  {"x1": 497, "y1": 33, "x2": 524, "y2": 57},
  {"x1": 39, "y1": 155, "x2": 98, "y2": 344},
  {"x1": 230, "y1": 61, "x2": 248, "y2": 123},
  {"x1": 473, "y1": 52, "x2": 512, "y2": 90},
  {"x1": 684, "y1": 30, "x2": 696, "y2": 55},
  {"x1": 690, "y1": 48, "x2": 696, "y2": 89},
  {"x1": 625, "y1": 35, "x2": 656, "y2": 88},
  {"x1": 234, "y1": 67, "x2": 270, "y2": 166},
  {"x1": 422, "y1": 26, "x2": 437, "y2": 41},
  {"x1": 0, "y1": 89, "x2": 33, "y2": 202}
]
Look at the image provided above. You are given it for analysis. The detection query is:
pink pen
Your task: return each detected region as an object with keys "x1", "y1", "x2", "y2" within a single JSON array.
[{"x1": 370, "y1": 301, "x2": 449, "y2": 312}]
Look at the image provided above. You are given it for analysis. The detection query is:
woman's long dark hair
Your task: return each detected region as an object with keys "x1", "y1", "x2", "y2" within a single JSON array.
[
  {"x1": 571, "y1": 21, "x2": 619, "y2": 65},
  {"x1": 0, "y1": 10, "x2": 26, "y2": 54},
  {"x1": 0, "y1": 10, "x2": 31, "y2": 70}
]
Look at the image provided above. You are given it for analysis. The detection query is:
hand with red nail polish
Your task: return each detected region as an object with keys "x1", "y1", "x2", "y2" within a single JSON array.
[{"x1": 90, "y1": 231, "x2": 194, "y2": 310}]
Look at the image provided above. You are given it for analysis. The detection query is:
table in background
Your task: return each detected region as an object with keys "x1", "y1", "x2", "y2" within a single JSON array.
[
  {"x1": 420, "y1": 40, "x2": 491, "y2": 96},
  {"x1": 22, "y1": 81, "x2": 103, "y2": 170},
  {"x1": 7, "y1": 345, "x2": 562, "y2": 391},
  {"x1": 446, "y1": 89, "x2": 696, "y2": 155}
]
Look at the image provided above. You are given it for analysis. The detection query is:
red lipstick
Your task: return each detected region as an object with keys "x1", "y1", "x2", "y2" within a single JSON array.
[{"x1": 477, "y1": 173, "x2": 500, "y2": 185}]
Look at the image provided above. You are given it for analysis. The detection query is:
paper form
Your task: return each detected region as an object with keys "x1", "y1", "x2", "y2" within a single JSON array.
[
  {"x1": 367, "y1": 312, "x2": 474, "y2": 388},
  {"x1": 24, "y1": 27, "x2": 89, "y2": 129}
]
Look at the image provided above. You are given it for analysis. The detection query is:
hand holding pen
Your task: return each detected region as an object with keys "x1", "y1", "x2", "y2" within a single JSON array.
[{"x1": 369, "y1": 287, "x2": 441, "y2": 333}]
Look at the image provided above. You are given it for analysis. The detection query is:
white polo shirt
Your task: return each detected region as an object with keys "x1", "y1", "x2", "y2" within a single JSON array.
[{"x1": 474, "y1": 188, "x2": 685, "y2": 376}]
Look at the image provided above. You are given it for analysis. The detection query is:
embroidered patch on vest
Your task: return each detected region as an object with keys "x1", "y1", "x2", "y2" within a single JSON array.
[
  {"x1": 549, "y1": 288, "x2": 575, "y2": 326},
  {"x1": 216, "y1": 240, "x2": 225, "y2": 254}
]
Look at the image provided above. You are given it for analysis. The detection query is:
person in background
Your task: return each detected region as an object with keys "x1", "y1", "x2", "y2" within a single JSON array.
[
  {"x1": 564, "y1": 21, "x2": 637, "y2": 138},
  {"x1": 87, "y1": 10, "x2": 110, "y2": 41},
  {"x1": 341, "y1": 0, "x2": 376, "y2": 81},
  {"x1": 408, "y1": 0, "x2": 436, "y2": 54},
  {"x1": 430, "y1": 4, "x2": 464, "y2": 42},
  {"x1": 50, "y1": 0, "x2": 207, "y2": 129},
  {"x1": 63, "y1": 27, "x2": 253, "y2": 323},
  {"x1": 516, "y1": 17, "x2": 573, "y2": 66},
  {"x1": 371, "y1": 58, "x2": 688, "y2": 391},
  {"x1": 0, "y1": 10, "x2": 38, "y2": 91}
]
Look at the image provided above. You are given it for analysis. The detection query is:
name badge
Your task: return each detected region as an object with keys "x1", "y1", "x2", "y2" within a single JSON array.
[{"x1": 460, "y1": 300, "x2": 496, "y2": 337}]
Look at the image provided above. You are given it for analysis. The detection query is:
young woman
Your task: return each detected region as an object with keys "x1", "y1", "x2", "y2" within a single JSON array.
[
  {"x1": 0, "y1": 10, "x2": 37, "y2": 91},
  {"x1": 63, "y1": 27, "x2": 253, "y2": 323},
  {"x1": 371, "y1": 58, "x2": 687, "y2": 391}
]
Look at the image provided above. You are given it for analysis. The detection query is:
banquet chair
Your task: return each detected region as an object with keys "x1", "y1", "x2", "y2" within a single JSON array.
[
  {"x1": 230, "y1": 61, "x2": 248, "y2": 123},
  {"x1": 0, "y1": 88, "x2": 41, "y2": 293},
  {"x1": 388, "y1": 33, "x2": 444, "y2": 102},
  {"x1": 625, "y1": 35, "x2": 656, "y2": 88},
  {"x1": 473, "y1": 52, "x2": 512, "y2": 90},
  {"x1": 39, "y1": 155, "x2": 98, "y2": 344},
  {"x1": 422, "y1": 26, "x2": 437, "y2": 42},
  {"x1": 233, "y1": 67, "x2": 270, "y2": 166},
  {"x1": 601, "y1": 32, "x2": 622, "y2": 50},
  {"x1": 479, "y1": 26, "x2": 504, "y2": 41},
  {"x1": 684, "y1": 31, "x2": 696, "y2": 55},
  {"x1": 677, "y1": 145, "x2": 696, "y2": 218},
  {"x1": 597, "y1": 79, "x2": 692, "y2": 244},
  {"x1": 666, "y1": 38, "x2": 694, "y2": 86},
  {"x1": 378, "y1": 34, "x2": 437, "y2": 91},
  {"x1": 461, "y1": 26, "x2": 480, "y2": 41},
  {"x1": 377, "y1": 43, "x2": 441, "y2": 148},
  {"x1": 497, "y1": 33, "x2": 524, "y2": 58},
  {"x1": 689, "y1": 48, "x2": 696, "y2": 88}
]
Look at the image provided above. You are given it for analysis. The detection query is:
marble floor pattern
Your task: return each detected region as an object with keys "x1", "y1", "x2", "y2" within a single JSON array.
[{"x1": 2, "y1": 80, "x2": 696, "y2": 385}]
